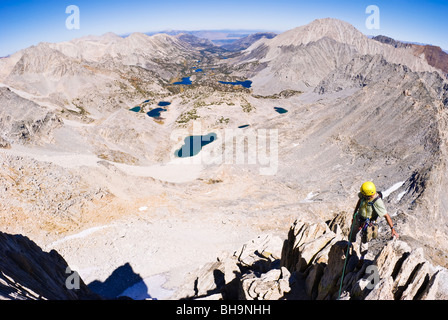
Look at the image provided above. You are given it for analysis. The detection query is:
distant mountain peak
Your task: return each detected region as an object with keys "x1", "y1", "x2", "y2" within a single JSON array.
[
  {"x1": 220, "y1": 32, "x2": 277, "y2": 51},
  {"x1": 371, "y1": 35, "x2": 412, "y2": 49},
  {"x1": 372, "y1": 34, "x2": 448, "y2": 74},
  {"x1": 272, "y1": 18, "x2": 365, "y2": 47},
  {"x1": 70, "y1": 32, "x2": 122, "y2": 44},
  {"x1": 126, "y1": 32, "x2": 150, "y2": 40}
]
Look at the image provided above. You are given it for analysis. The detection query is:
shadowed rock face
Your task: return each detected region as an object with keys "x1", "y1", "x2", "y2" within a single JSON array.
[{"x1": 0, "y1": 231, "x2": 99, "y2": 300}]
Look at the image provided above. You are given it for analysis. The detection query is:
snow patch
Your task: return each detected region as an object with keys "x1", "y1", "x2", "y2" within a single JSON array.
[
  {"x1": 396, "y1": 190, "x2": 407, "y2": 202},
  {"x1": 118, "y1": 274, "x2": 174, "y2": 300},
  {"x1": 382, "y1": 181, "x2": 405, "y2": 198},
  {"x1": 48, "y1": 225, "x2": 111, "y2": 247},
  {"x1": 300, "y1": 191, "x2": 319, "y2": 203}
]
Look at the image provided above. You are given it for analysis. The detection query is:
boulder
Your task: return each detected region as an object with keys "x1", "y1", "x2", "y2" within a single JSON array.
[
  {"x1": 170, "y1": 254, "x2": 240, "y2": 300},
  {"x1": 239, "y1": 267, "x2": 291, "y2": 300},
  {"x1": 327, "y1": 211, "x2": 352, "y2": 237},
  {"x1": 350, "y1": 239, "x2": 448, "y2": 300},
  {"x1": 365, "y1": 276, "x2": 395, "y2": 300},
  {"x1": 419, "y1": 268, "x2": 448, "y2": 300},
  {"x1": 172, "y1": 234, "x2": 283, "y2": 300},
  {"x1": 295, "y1": 231, "x2": 339, "y2": 272},
  {"x1": 374, "y1": 240, "x2": 412, "y2": 279},
  {"x1": 400, "y1": 262, "x2": 430, "y2": 300},
  {"x1": 316, "y1": 241, "x2": 349, "y2": 300},
  {"x1": 281, "y1": 220, "x2": 336, "y2": 272},
  {"x1": 304, "y1": 263, "x2": 325, "y2": 299},
  {"x1": 0, "y1": 136, "x2": 11, "y2": 149},
  {"x1": 392, "y1": 247, "x2": 426, "y2": 299},
  {"x1": 235, "y1": 234, "x2": 283, "y2": 272}
]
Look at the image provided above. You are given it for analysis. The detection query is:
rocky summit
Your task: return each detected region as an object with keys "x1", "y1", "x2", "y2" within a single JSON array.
[
  {"x1": 0, "y1": 18, "x2": 447, "y2": 300},
  {"x1": 172, "y1": 217, "x2": 448, "y2": 300}
]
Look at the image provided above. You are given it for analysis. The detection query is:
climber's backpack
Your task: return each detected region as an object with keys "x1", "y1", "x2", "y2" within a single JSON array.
[
  {"x1": 365, "y1": 191, "x2": 383, "y2": 240},
  {"x1": 367, "y1": 191, "x2": 383, "y2": 221}
]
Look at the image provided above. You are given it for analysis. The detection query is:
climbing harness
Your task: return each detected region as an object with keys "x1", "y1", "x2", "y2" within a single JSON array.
[{"x1": 361, "y1": 218, "x2": 370, "y2": 232}]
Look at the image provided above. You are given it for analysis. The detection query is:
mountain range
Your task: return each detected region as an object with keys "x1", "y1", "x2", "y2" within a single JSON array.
[
  {"x1": 372, "y1": 35, "x2": 448, "y2": 75},
  {"x1": 0, "y1": 18, "x2": 447, "y2": 300}
]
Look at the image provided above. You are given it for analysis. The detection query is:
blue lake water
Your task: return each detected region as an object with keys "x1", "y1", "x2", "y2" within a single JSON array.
[
  {"x1": 274, "y1": 107, "x2": 288, "y2": 114},
  {"x1": 147, "y1": 108, "x2": 167, "y2": 118},
  {"x1": 175, "y1": 133, "x2": 217, "y2": 158},
  {"x1": 238, "y1": 125, "x2": 250, "y2": 128},
  {"x1": 129, "y1": 106, "x2": 141, "y2": 112},
  {"x1": 219, "y1": 80, "x2": 252, "y2": 88},
  {"x1": 195, "y1": 69, "x2": 203, "y2": 73},
  {"x1": 158, "y1": 101, "x2": 171, "y2": 107},
  {"x1": 173, "y1": 77, "x2": 192, "y2": 85},
  {"x1": 143, "y1": 99, "x2": 150, "y2": 103}
]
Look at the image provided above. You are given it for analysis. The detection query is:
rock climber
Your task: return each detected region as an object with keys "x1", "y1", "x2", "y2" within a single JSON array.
[{"x1": 350, "y1": 181, "x2": 399, "y2": 266}]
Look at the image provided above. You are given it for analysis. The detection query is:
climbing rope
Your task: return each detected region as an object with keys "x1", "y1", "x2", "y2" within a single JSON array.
[{"x1": 337, "y1": 211, "x2": 358, "y2": 300}]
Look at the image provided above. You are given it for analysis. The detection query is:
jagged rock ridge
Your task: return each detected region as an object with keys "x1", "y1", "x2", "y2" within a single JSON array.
[
  {"x1": 173, "y1": 217, "x2": 448, "y2": 300},
  {"x1": 372, "y1": 35, "x2": 448, "y2": 76}
]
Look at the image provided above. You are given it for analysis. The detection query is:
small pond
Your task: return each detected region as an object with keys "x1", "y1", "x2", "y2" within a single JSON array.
[
  {"x1": 173, "y1": 77, "x2": 192, "y2": 85},
  {"x1": 147, "y1": 108, "x2": 167, "y2": 118},
  {"x1": 129, "y1": 106, "x2": 141, "y2": 112},
  {"x1": 175, "y1": 133, "x2": 217, "y2": 158},
  {"x1": 274, "y1": 107, "x2": 288, "y2": 114},
  {"x1": 219, "y1": 80, "x2": 252, "y2": 88}
]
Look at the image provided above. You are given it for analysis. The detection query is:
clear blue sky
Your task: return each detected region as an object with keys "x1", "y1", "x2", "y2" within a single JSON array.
[{"x1": 0, "y1": 0, "x2": 447, "y2": 56}]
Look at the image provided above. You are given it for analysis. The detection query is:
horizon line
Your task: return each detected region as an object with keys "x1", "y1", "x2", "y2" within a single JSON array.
[{"x1": 2, "y1": 27, "x2": 447, "y2": 57}]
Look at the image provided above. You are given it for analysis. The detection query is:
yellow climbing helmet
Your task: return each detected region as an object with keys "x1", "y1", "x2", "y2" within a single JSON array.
[{"x1": 360, "y1": 181, "x2": 376, "y2": 196}]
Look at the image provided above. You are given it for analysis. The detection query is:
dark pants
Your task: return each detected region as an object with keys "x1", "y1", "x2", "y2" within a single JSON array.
[{"x1": 349, "y1": 216, "x2": 378, "y2": 259}]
